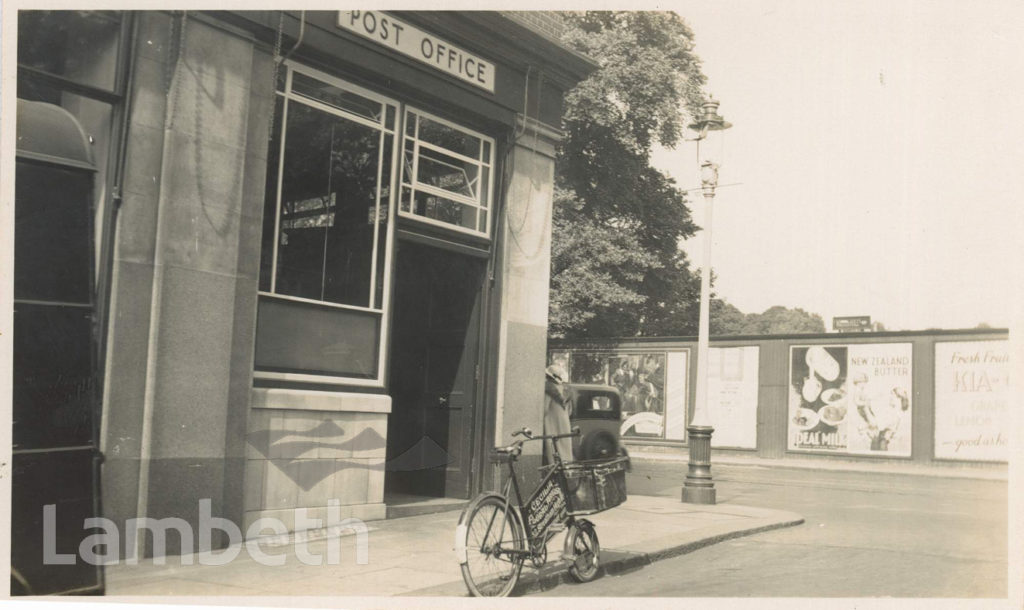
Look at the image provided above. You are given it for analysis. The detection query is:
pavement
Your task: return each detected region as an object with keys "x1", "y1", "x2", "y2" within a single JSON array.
[
  {"x1": 627, "y1": 446, "x2": 1009, "y2": 481},
  {"x1": 104, "y1": 494, "x2": 804, "y2": 598}
]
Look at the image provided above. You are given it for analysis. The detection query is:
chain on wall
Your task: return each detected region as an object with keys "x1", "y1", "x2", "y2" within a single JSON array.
[
  {"x1": 164, "y1": 10, "x2": 188, "y2": 131},
  {"x1": 163, "y1": 10, "x2": 247, "y2": 240},
  {"x1": 268, "y1": 11, "x2": 285, "y2": 141},
  {"x1": 505, "y1": 66, "x2": 550, "y2": 262}
]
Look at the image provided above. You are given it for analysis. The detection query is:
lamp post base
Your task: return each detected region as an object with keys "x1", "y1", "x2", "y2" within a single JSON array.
[{"x1": 682, "y1": 425, "x2": 716, "y2": 505}]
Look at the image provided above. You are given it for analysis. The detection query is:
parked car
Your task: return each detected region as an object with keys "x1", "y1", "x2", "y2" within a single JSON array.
[{"x1": 566, "y1": 384, "x2": 630, "y2": 468}]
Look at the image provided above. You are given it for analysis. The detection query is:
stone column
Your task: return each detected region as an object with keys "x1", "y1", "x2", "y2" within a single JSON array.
[
  {"x1": 493, "y1": 116, "x2": 561, "y2": 491},
  {"x1": 101, "y1": 13, "x2": 268, "y2": 556}
]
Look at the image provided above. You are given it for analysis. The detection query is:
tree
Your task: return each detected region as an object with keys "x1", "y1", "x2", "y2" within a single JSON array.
[
  {"x1": 752, "y1": 306, "x2": 826, "y2": 334},
  {"x1": 550, "y1": 11, "x2": 709, "y2": 339},
  {"x1": 711, "y1": 304, "x2": 827, "y2": 335},
  {"x1": 549, "y1": 188, "x2": 657, "y2": 333},
  {"x1": 709, "y1": 299, "x2": 748, "y2": 335}
]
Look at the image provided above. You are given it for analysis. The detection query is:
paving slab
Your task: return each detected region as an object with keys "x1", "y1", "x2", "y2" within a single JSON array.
[{"x1": 103, "y1": 495, "x2": 803, "y2": 598}]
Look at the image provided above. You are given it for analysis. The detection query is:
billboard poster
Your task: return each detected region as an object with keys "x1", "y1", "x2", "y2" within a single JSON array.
[
  {"x1": 709, "y1": 346, "x2": 759, "y2": 449},
  {"x1": 663, "y1": 352, "x2": 688, "y2": 441},
  {"x1": 788, "y1": 343, "x2": 913, "y2": 456},
  {"x1": 547, "y1": 351, "x2": 570, "y2": 379},
  {"x1": 933, "y1": 341, "x2": 1009, "y2": 462},
  {"x1": 560, "y1": 351, "x2": 670, "y2": 439},
  {"x1": 609, "y1": 353, "x2": 666, "y2": 438}
]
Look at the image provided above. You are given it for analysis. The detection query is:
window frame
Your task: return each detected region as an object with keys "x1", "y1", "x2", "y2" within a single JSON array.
[
  {"x1": 255, "y1": 61, "x2": 400, "y2": 387},
  {"x1": 399, "y1": 107, "x2": 496, "y2": 239}
]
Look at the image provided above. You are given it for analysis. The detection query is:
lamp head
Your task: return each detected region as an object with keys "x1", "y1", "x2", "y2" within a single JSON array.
[
  {"x1": 687, "y1": 98, "x2": 733, "y2": 138},
  {"x1": 700, "y1": 161, "x2": 719, "y2": 189},
  {"x1": 689, "y1": 97, "x2": 732, "y2": 192}
]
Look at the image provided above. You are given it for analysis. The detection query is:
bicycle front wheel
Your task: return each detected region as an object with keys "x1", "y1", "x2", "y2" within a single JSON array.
[
  {"x1": 456, "y1": 494, "x2": 525, "y2": 597},
  {"x1": 565, "y1": 518, "x2": 600, "y2": 583}
]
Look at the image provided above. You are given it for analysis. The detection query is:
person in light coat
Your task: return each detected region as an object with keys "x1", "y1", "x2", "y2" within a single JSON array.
[{"x1": 543, "y1": 364, "x2": 575, "y2": 463}]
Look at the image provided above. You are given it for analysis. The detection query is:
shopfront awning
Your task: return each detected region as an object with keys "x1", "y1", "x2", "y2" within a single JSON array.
[{"x1": 15, "y1": 98, "x2": 96, "y2": 171}]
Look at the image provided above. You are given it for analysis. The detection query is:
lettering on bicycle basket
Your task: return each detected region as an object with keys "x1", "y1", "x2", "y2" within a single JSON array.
[{"x1": 525, "y1": 473, "x2": 566, "y2": 534}]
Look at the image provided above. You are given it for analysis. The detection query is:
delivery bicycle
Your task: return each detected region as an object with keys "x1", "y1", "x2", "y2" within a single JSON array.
[{"x1": 454, "y1": 426, "x2": 629, "y2": 597}]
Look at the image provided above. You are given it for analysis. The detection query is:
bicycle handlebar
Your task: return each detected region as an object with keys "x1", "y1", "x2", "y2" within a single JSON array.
[{"x1": 492, "y1": 426, "x2": 580, "y2": 459}]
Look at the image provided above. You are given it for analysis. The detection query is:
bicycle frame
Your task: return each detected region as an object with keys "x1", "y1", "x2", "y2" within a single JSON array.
[
  {"x1": 458, "y1": 427, "x2": 605, "y2": 596},
  {"x1": 488, "y1": 450, "x2": 572, "y2": 560}
]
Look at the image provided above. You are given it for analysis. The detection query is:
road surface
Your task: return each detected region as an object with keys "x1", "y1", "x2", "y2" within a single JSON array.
[{"x1": 539, "y1": 460, "x2": 1007, "y2": 598}]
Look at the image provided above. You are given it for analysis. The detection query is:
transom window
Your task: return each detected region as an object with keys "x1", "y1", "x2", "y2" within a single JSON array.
[{"x1": 400, "y1": 109, "x2": 494, "y2": 237}]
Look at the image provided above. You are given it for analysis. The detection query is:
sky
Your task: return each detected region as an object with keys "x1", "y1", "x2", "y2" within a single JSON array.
[{"x1": 649, "y1": 0, "x2": 1024, "y2": 331}]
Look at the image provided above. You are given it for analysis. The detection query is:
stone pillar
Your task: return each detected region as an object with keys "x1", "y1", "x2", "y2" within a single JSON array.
[
  {"x1": 101, "y1": 13, "x2": 268, "y2": 556},
  {"x1": 100, "y1": 11, "x2": 170, "y2": 557},
  {"x1": 493, "y1": 117, "x2": 561, "y2": 491}
]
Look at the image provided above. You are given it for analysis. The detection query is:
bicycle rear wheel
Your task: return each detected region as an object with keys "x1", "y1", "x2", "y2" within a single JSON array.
[{"x1": 456, "y1": 494, "x2": 525, "y2": 597}]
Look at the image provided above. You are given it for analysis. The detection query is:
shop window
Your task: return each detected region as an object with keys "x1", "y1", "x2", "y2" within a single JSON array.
[
  {"x1": 399, "y1": 109, "x2": 494, "y2": 237},
  {"x1": 255, "y1": 64, "x2": 398, "y2": 384},
  {"x1": 17, "y1": 11, "x2": 121, "y2": 92},
  {"x1": 15, "y1": 164, "x2": 94, "y2": 303},
  {"x1": 13, "y1": 301, "x2": 95, "y2": 450}
]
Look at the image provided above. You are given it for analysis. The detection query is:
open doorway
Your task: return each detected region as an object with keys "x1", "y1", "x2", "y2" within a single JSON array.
[{"x1": 385, "y1": 240, "x2": 486, "y2": 502}]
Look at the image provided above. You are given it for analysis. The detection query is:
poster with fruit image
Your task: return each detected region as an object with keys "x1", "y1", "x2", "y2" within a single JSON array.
[{"x1": 788, "y1": 343, "x2": 912, "y2": 456}]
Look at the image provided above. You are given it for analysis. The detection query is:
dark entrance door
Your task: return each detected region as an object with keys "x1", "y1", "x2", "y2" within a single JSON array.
[{"x1": 386, "y1": 240, "x2": 485, "y2": 499}]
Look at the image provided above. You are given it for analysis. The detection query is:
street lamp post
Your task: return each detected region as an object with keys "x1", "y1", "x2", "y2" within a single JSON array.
[{"x1": 682, "y1": 99, "x2": 731, "y2": 505}]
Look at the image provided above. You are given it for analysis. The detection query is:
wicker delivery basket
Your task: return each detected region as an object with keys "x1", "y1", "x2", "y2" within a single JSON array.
[{"x1": 562, "y1": 456, "x2": 629, "y2": 516}]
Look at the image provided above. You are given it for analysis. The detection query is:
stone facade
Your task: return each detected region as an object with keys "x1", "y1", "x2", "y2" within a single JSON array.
[
  {"x1": 244, "y1": 389, "x2": 390, "y2": 530},
  {"x1": 94, "y1": 10, "x2": 596, "y2": 556}
]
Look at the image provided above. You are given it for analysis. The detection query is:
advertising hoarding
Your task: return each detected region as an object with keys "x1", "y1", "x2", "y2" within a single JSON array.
[
  {"x1": 709, "y1": 346, "x2": 759, "y2": 449},
  {"x1": 553, "y1": 350, "x2": 685, "y2": 440},
  {"x1": 788, "y1": 343, "x2": 913, "y2": 456},
  {"x1": 663, "y1": 352, "x2": 688, "y2": 441},
  {"x1": 933, "y1": 340, "x2": 1009, "y2": 462}
]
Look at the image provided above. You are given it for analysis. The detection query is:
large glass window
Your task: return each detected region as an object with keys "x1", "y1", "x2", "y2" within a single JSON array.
[
  {"x1": 17, "y1": 11, "x2": 121, "y2": 91},
  {"x1": 256, "y1": 64, "x2": 398, "y2": 383},
  {"x1": 15, "y1": 164, "x2": 94, "y2": 303},
  {"x1": 399, "y1": 109, "x2": 494, "y2": 237}
]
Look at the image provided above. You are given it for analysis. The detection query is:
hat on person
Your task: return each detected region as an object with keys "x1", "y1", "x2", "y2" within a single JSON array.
[
  {"x1": 852, "y1": 372, "x2": 869, "y2": 384},
  {"x1": 545, "y1": 364, "x2": 566, "y2": 383}
]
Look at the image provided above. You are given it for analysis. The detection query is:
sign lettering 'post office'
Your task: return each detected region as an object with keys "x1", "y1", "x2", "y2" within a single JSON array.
[{"x1": 338, "y1": 11, "x2": 495, "y2": 93}]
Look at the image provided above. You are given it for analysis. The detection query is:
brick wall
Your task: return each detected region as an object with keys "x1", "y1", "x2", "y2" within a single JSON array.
[{"x1": 500, "y1": 11, "x2": 567, "y2": 41}]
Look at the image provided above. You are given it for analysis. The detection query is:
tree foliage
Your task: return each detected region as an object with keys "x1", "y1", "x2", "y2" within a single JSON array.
[
  {"x1": 550, "y1": 11, "x2": 708, "y2": 338},
  {"x1": 711, "y1": 304, "x2": 827, "y2": 335}
]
